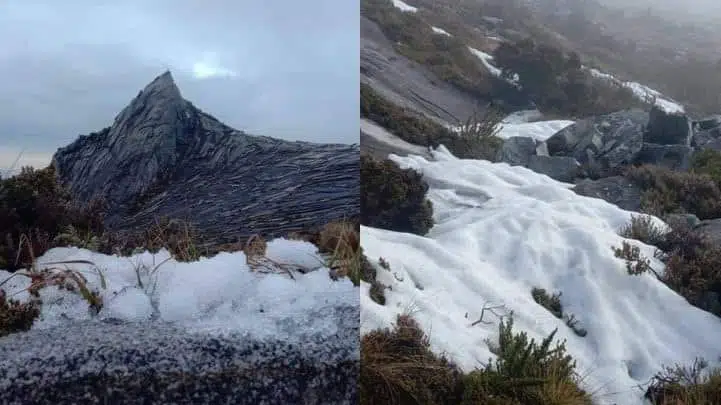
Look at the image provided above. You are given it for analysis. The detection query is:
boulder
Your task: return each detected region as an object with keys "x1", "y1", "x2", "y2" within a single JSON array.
[
  {"x1": 496, "y1": 136, "x2": 537, "y2": 166},
  {"x1": 695, "y1": 218, "x2": 721, "y2": 246},
  {"x1": 572, "y1": 176, "x2": 642, "y2": 212},
  {"x1": 644, "y1": 105, "x2": 693, "y2": 146},
  {"x1": 544, "y1": 109, "x2": 647, "y2": 178},
  {"x1": 695, "y1": 115, "x2": 721, "y2": 132},
  {"x1": 634, "y1": 143, "x2": 694, "y2": 171},
  {"x1": 527, "y1": 155, "x2": 580, "y2": 183}
]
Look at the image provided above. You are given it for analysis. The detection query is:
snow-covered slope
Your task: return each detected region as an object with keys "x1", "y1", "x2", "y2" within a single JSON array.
[
  {"x1": 588, "y1": 68, "x2": 684, "y2": 113},
  {"x1": 360, "y1": 145, "x2": 721, "y2": 405}
]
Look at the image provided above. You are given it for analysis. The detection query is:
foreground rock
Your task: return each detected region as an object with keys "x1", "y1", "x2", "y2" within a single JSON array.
[
  {"x1": 53, "y1": 71, "x2": 359, "y2": 244},
  {"x1": 0, "y1": 305, "x2": 359, "y2": 405}
]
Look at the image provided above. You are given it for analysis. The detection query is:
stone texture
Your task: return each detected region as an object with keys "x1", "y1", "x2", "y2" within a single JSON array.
[
  {"x1": 573, "y1": 176, "x2": 643, "y2": 212},
  {"x1": 644, "y1": 105, "x2": 693, "y2": 146},
  {"x1": 0, "y1": 305, "x2": 359, "y2": 405},
  {"x1": 496, "y1": 136, "x2": 537, "y2": 166},
  {"x1": 52, "y1": 71, "x2": 359, "y2": 244},
  {"x1": 695, "y1": 218, "x2": 721, "y2": 246},
  {"x1": 544, "y1": 109, "x2": 647, "y2": 178},
  {"x1": 527, "y1": 155, "x2": 580, "y2": 183},
  {"x1": 634, "y1": 143, "x2": 694, "y2": 171}
]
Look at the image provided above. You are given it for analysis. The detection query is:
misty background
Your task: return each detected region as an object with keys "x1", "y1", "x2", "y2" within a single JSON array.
[{"x1": 0, "y1": 0, "x2": 359, "y2": 170}]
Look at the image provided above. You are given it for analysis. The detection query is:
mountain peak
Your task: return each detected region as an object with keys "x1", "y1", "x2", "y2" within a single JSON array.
[{"x1": 136, "y1": 70, "x2": 182, "y2": 104}]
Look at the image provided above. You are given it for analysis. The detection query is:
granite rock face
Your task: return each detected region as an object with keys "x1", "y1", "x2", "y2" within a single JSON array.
[
  {"x1": 53, "y1": 71, "x2": 359, "y2": 243},
  {"x1": 544, "y1": 109, "x2": 648, "y2": 178},
  {"x1": 644, "y1": 105, "x2": 693, "y2": 146}
]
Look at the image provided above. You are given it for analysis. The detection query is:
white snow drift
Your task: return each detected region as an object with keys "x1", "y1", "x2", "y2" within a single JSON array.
[
  {"x1": 360, "y1": 145, "x2": 721, "y2": 405},
  {"x1": 391, "y1": 0, "x2": 417, "y2": 13},
  {"x1": 1, "y1": 238, "x2": 358, "y2": 340},
  {"x1": 588, "y1": 68, "x2": 684, "y2": 113}
]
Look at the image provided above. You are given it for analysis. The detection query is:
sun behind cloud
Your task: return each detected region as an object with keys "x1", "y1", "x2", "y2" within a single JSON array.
[{"x1": 191, "y1": 52, "x2": 237, "y2": 79}]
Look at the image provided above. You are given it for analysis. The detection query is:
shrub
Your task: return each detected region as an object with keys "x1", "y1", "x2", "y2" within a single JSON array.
[
  {"x1": 360, "y1": 249, "x2": 387, "y2": 305},
  {"x1": 0, "y1": 165, "x2": 106, "y2": 271},
  {"x1": 360, "y1": 314, "x2": 591, "y2": 405},
  {"x1": 493, "y1": 38, "x2": 646, "y2": 118},
  {"x1": 645, "y1": 358, "x2": 721, "y2": 404},
  {"x1": 626, "y1": 164, "x2": 721, "y2": 220},
  {"x1": 531, "y1": 288, "x2": 588, "y2": 338},
  {"x1": 0, "y1": 291, "x2": 40, "y2": 338},
  {"x1": 361, "y1": 154, "x2": 434, "y2": 235},
  {"x1": 691, "y1": 148, "x2": 721, "y2": 185},
  {"x1": 619, "y1": 214, "x2": 667, "y2": 247}
]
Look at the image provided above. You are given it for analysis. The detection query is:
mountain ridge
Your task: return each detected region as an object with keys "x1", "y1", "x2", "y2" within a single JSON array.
[{"x1": 53, "y1": 71, "x2": 359, "y2": 244}]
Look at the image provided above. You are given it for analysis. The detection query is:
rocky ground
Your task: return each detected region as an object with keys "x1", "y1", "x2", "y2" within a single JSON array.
[{"x1": 0, "y1": 305, "x2": 359, "y2": 405}]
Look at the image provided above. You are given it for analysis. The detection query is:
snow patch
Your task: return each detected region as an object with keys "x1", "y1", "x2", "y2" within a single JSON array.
[
  {"x1": 391, "y1": 0, "x2": 417, "y2": 12},
  {"x1": 431, "y1": 26, "x2": 451, "y2": 36}
]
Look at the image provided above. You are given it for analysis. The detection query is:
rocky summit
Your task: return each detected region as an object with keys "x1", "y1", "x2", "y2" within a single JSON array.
[{"x1": 52, "y1": 71, "x2": 359, "y2": 243}]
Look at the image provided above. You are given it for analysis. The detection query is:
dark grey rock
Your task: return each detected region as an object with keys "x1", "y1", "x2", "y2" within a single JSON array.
[
  {"x1": 360, "y1": 16, "x2": 481, "y2": 127},
  {"x1": 573, "y1": 176, "x2": 643, "y2": 212},
  {"x1": 496, "y1": 136, "x2": 537, "y2": 166},
  {"x1": 666, "y1": 213, "x2": 701, "y2": 228},
  {"x1": 644, "y1": 105, "x2": 693, "y2": 146},
  {"x1": 693, "y1": 126, "x2": 721, "y2": 150},
  {"x1": 0, "y1": 305, "x2": 359, "y2": 405},
  {"x1": 52, "y1": 71, "x2": 359, "y2": 244},
  {"x1": 695, "y1": 115, "x2": 721, "y2": 132},
  {"x1": 527, "y1": 155, "x2": 580, "y2": 183},
  {"x1": 544, "y1": 109, "x2": 647, "y2": 178},
  {"x1": 695, "y1": 218, "x2": 721, "y2": 246},
  {"x1": 634, "y1": 143, "x2": 694, "y2": 171}
]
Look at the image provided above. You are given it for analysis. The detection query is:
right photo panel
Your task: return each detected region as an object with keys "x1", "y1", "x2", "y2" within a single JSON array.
[{"x1": 359, "y1": 0, "x2": 721, "y2": 404}]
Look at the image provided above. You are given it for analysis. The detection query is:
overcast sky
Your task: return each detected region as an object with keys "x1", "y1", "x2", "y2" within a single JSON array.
[{"x1": 0, "y1": 0, "x2": 359, "y2": 170}]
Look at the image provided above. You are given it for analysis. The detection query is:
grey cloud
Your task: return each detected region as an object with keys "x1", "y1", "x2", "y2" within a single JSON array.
[{"x1": 0, "y1": 0, "x2": 359, "y2": 164}]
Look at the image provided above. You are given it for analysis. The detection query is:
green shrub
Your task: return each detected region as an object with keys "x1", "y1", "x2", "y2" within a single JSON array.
[
  {"x1": 691, "y1": 148, "x2": 721, "y2": 184},
  {"x1": 493, "y1": 38, "x2": 646, "y2": 118},
  {"x1": 626, "y1": 164, "x2": 721, "y2": 220},
  {"x1": 0, "y1": 165, "x2": 106, "y2": 271},
  {"x1": 361, "y1": 154, "x2": 434, "y2": 235},
  {"x1": 360, "y1": 313, "x2": 591, "y2": 405},
  {"x1": 645, "y1": 358, "x2": 721, "y2": 404},
  {"x1": 619, "y1": 214, "x2": 667, "y2": 247},
  {"x1": 531, "y1": 288, "x2": 588, "y2": 338}
]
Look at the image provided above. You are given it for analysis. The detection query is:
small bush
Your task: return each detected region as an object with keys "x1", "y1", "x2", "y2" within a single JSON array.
[
  {"x1": 619, "y1": 214, "x2": 667, "y2": 247},
  {"x1": 0, "y1": 291, "x2": 40, "y2": 338},
  {"x1": 613, "y1": 241, "x2": 654, "y2": 276},
  {"x1": 692, "y1": 148, "x2": 721, "y2": 184},
  {"x1": 645, "y1": 358, "x2": 721, "y2": 404},
  {"x1": 360, "y1": 249, "x2": 387, "y2": 305},
  {"x1": 360, "y1": 314, "x2": 591, "y2": 405},
  {"x1": 626, "y1": 164, "x2": 721, "y2": 220},
  {"x1": 0, "y1": 165, "x2": 106, "y2": 271},
  {"x1": 361, "y1": 154, "x2": 434, "y2": 236},
  {"x1": 531, "y1": 288, "x2": 588, "y2": 338}
]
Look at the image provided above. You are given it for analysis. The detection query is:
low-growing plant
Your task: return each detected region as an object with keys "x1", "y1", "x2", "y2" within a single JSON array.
[
  {"x1": 619, "y1": 214, "x2": 667, "y2": 247},
  {"x1": 626, "y1": 164, "x2": 721, "y2": 220},
  {"x1": 0, "y1": 290, "x2": 40, "y2": 338},
  {"x1": 361, "y1": 154, "x2": 434, "y2": 236},
  {"x1": 613, "y1": 241, "x2": 655, "y2": 276},
  {"x1": 645, "y1": 358, "x2": 721, "y2": 404},
  {"x1": 531, "y1": 288, "x2": 588, "y2": 338},
  {"x1": 360, "y1": 313, "x2": 591, "y2": 405}
]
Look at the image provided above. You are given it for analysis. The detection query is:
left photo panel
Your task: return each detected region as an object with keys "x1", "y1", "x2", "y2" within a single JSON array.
[{"x1": 0, "y1": 1, "x2": 359, "y2": 404}]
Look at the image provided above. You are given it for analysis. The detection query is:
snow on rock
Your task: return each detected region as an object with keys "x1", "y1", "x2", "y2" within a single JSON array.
[
  {"x1": 431, "y1": 26, "x2": 452, "y2": 36},
  {"x1": 495, "y1": 119, "x2": 575, "y2": 141},
  {"x1": 361, "y1": 118, "x2": 430, "y2": 157},
  {"x1": 0, "y1": 239, "x2": 357, "y2": 338},
  {"x1": 391, "y1": 0, "x2": 417, "y2": 12},
  {"x1": 0, "y1": 239, "x2": 359, "y2": 403},
  {"x1": 588, "y1": 68, "x2": 685, "y2": 113},
  {"x1": 468, "y1": 46, "x2": 503, "y2": 77},
  {"x1": 360, "y1": 146, "x2": 721, "y2": 405}
]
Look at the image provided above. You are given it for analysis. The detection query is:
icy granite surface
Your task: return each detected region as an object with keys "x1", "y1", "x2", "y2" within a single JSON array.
[{"x1": 0, "y1": 305, "x2": 359, "y2": 405}]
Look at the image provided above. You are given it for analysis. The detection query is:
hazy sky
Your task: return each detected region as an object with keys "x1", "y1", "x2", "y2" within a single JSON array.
[{"x1": 0, "y1": 0, "x2": 359, "y2": 170}]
